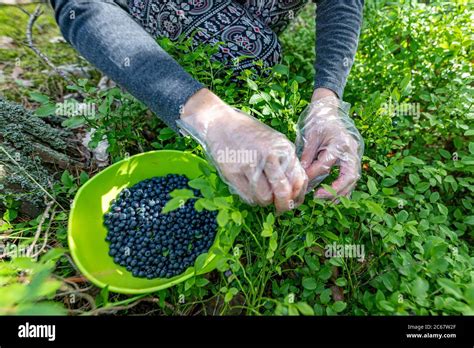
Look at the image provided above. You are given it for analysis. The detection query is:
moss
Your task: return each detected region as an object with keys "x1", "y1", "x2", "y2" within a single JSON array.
[{"x1": 0, "y1": 98, "x2": 70, "y2": 208}]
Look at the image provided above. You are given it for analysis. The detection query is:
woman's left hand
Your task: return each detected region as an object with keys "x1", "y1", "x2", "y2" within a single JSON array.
[{"x1": 296, "y1": 89, "x2": 364, "y2": 199}]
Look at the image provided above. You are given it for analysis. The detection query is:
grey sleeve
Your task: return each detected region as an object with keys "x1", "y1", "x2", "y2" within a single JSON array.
[
  {"x1": 314, "y1": 0, "x2": 364, "y2": 99},
  {"x1": 50, "y1": 0, "x2": 204, "y2": 131}
]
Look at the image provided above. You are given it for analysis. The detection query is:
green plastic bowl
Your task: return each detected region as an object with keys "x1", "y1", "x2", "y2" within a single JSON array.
[{"x1": 68, "y1": 150, "x2": 229, "y2": 294}]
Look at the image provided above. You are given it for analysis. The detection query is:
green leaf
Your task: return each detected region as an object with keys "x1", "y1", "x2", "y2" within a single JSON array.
[
  {"x1": 396, "y1": 210, "x2": 409, "y2": 223},
  {"x1": 35, "y1": 103, "x2": 56, "y2": 117},
  {"x1": 247, "y1": 78, "x2": 258, "y2": 91},
  {"x1": 437, "y1": 203, "x2": 448, "y2": 216},
  {"x1": 411, "y1": 277, "x2": 429, "y2": 299},
  {"x1": 469, "y1": 142, "x2": 474, "y2": 155},
  {"x1": 321, "y1": 184, "x2": 337, "y2": 198},
  {"x1": 318, "y1": 266, "x2": 333, "y2": 280},
  {"x1": 188, "y1": 177, "x2": 213, "y2": 196},
  {"x1": 195, "y1": 198, "x2": 217, "y2": 211},
  {"x1": 439, "y1": 149, "x2": 452, "y2": 159},
  {"x1": 213, "y1": 197, "x2": 230, "y2": 209},
  {"x1": 429, "y1": 191, "x2": 440, "y2": 203},
  {"x1": 217, "y1": 209, "x2": 229, "y2": 227},
  {"x1": 40, "y1": 248, "x2": 66, "y2": 263},
  {"x1": 305, "y1": 231, "x2": 315, "y2": 247},
  {"x1": 437, "y1": 278, "x2": 463, "y2": 299},
  {"x1": 195, "y1": 278, "x2": 209, "y2": 287},
  {"x1": 332, "y1": 301, "x2": 347, "y2": 313},
  {"x1": 365, "y1": 201, "x2": 384, "y2": 217},
  {"x1": 367, "y1": 177, "x2": 378, "y2": 195},
  {"x1": 185, "y1": 277, "x2": 195, "y2": 291},
  {"x1": 320, "y1": 288, "x2": 332, "y2": 304},
  {"x1": 382, "y1": 178, "x2": 398, "y2": 187},
  {"x1": 29, "y1": 92, "x2": 50, "y2": 103},
  {"x1": 161, "y1": 197, "x2": 185, "y2": 214},
  {"x1": 194, "y1": 253, "x2": 208, "y2": 273},
  {"x1": 296, "y1": 302, "x2": 314, "y2": 316},
  {"x1": 231, "y1": 211, "x2": 242, "y2": 225},
  {"x1": 16, "y1": 302, "x2": 66, "y2": 315},
  {"x1": 304, "y1": 255, "x2": 320, "y2": 271},
  {"x1": 249, "y1": 93, "x2": 264, "y2": 104},
  {"x1": 302, "y1": 277, "x2": 317, "y2": 290},
  {"x1": 408, "y1": 174, "x2": 420, "y2": 186},
  {"x1": 465, "y1": 216, "x2": 474, "y2": 225},
  {"x1": 269, "y1": 238, "x2": 278, "y2": 251},
  {"x1": 97, "y1": 285, "x2": 109, "y2": 306},
  {"x1": 272, "y1": 64, "x2": 289, "y2": 76},
  {"x1": 61, "y1": 170, "x2": 73, "y2": 188},
  {"x1": 261, "y1": 223, "x2": 273, "y2": 237},
  {"x1": 79, "y1": 171, "x2": 89, "y2": 185},
  {"x1": 464, "y1": 129, "x2": 474, "y2": 136},
  {"x1": 266, "y1": 213, "x2": 275, "y2": 225},
  {"x1": 198, "y1": 163, "x2": 213, "y2": 177},
  {"x1": 415, "y1": 182, "x2": 430, "y2": 192},
  {"x1": 62, "y1": 116, "x2": 86, "y2": 128},
  {"x1": 159, "y1": 127, "x2": 176, "y2": 140},
  {"x1": 169, "y1": 189, "x2": 194, "y2": 199},
  {"x1": 399, "y1": 73, "x2": 411, "y2": 95},
  {"x1": 322, "y1": 231, "x2": 339, "y2": 241},
  {"x1": 3, "y1": 209, "x2": 18, "y2": 222},
  {"x1": 403, "y1": 156, "x2": 424, "y2": 165}
]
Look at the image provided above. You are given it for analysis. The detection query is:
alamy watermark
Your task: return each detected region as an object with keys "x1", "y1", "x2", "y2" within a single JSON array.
[
  {"x1": 55, "y1": 100, "x2": 96, "y2": 118},
  {"x1": 18, "y1": 322, "x2": 55, "y2": 342},
  {"x1": 216, "y1": 148, "x2": 258, "y2": 167},
  {"x1": 381, "y1": 98, "x2": 420, "y2": 118},
  {"x1": 325, "y1": 242, "x2": 365, "y2": 262},
  {"x1": 0, "y1": 242, "x2": 41, "y2": 261}
]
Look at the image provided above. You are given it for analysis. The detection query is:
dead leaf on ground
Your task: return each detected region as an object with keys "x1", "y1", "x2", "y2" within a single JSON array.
[
  {"x1": 49, "y1": 36, "x2": 66, "y2": 44},
  {"x1": 331, "y1": 285, "x2": 345, "y2": 302},
  {"x1": 0, "y1": 36, "x2": 16, "y2": 49},
  {"x1": 11, "y1": 66, "x2": 24, "y2": 80},
  {"x1": 10, "y1": 66, "x2": 34, "y2": 88}
]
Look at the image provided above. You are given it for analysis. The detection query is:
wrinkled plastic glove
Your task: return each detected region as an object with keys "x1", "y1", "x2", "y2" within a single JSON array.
[
  {"x1": 296, "y1": 96, "x2": 364, "y2": 199},
  {"x1": 177, "y1": 104, "x2": 308, "y2": 212}
]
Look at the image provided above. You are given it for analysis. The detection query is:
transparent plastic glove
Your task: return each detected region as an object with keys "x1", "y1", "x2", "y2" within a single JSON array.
[
  {"x1": 177, "y1": 104, "x2": 308, "y2": 212},
  {"x1": 296, "y1": 96, "x2": 364, "y2": 199}
]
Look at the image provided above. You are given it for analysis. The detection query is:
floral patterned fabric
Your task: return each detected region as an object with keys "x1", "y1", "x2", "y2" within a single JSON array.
[{"x1": 127, "y1": 0, "x2": 308, "y2": 72}]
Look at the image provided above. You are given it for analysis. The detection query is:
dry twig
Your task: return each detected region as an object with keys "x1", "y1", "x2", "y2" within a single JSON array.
[{"x1": 27, "y1": 200, "x2": 54, "y2": 256}]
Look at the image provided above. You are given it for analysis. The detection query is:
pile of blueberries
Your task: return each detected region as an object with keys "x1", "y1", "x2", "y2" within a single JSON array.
[{"x1": 103, "y1": 174, "x2": 218, "y2": 279}]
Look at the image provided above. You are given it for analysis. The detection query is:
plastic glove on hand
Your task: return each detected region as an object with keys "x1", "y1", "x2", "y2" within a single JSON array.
[
  {"x1": 178, "y1": 103, "x2": 308, "y2": 213},
  {"x1": 296, "y1": 96, "x2": 364, "y2": 200}
]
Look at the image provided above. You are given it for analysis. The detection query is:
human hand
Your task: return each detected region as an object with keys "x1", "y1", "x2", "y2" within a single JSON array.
[
  {"x1": 179, "y1": 89, "x2": 308, "y2": 212},
  {"x1": 296, "y1": 92, "x2": 364, "y2": 199}
]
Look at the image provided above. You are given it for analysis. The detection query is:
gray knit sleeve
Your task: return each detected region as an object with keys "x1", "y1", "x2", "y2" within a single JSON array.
[
  {"x1": 314, "y1": 0, "x2": 364, "y2": 98},
  {"x1": 50, "y1": 0, "x2": 204, "y2": 131}
]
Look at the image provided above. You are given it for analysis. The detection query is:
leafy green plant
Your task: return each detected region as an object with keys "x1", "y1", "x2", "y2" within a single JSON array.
[{"x1": 1, "y1": 0, "x2": 472, "y2": 316}]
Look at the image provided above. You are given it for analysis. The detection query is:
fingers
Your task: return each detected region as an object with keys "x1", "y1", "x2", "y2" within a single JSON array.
[
  {"x1": 300, "y1": 133, "x2": 319, "y2": 170},
  {"x1": 305, "y1": 148, "x2": 337, "y2": 186},
  {"x1": 247, "y1": 169, "x2": 273, "y2": 206},
  {"x1": 285, "y1": 156, "x2": 308, "y2": 206},
  {"x1": 264, "y1": 154, "x2": 294, "y2": 213},
  {"x1": 314, "y1": 155, "x2": 360, "y2": 200},
  {"x1": 221, "y1": 168, "x2": 255, "y2": 204}
]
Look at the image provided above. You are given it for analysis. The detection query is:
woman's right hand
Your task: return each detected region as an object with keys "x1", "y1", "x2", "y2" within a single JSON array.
[{"x1": 179, "y1": 89, "x2": 308, "y2": 213}]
